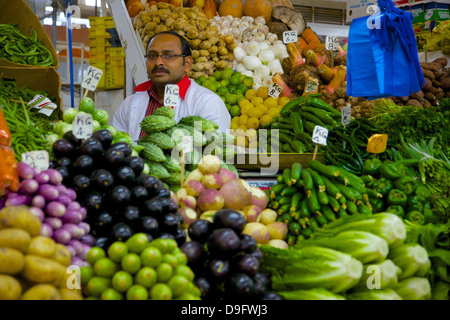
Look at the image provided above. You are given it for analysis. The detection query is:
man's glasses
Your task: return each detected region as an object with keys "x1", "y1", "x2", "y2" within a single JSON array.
[{"x1": 145, "y1": 53, "x2": 186, "y2": 61}]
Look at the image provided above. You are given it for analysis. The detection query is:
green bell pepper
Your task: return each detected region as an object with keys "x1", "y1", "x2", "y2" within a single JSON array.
[
  {"x1": 407, "y1": 195, "x2": 422, "y2": 211},
  {"x1": 415, "y1": 185, "x2": 432, "y2": 202},
  {"x1": 405, "y1": 210, "x2": 425, "y2": 225},
  {"x1": 394, "y1": 176, "x2": 418, "y2": 196},
  {"x1": 373, "y1": 178, "x2": 394, "y2": 197},
  {"x1": 379, "y1": 161, "x2": 406, "y2": 180},
  {"x1": 423, "y1": 202, "x2": 440, "y2": 224},
  {"x1": 386, "y1": 205, "x2": 405, "y2": 218},
  {"x1": 369, "y1": 197, "x2": 385, "y2": 213},
  {"x1": 387, "y1": 188, "x2": 408, "y2": 207},
  {"x1": 362, "y1": 158, "x2": 382, "y2": 175}
]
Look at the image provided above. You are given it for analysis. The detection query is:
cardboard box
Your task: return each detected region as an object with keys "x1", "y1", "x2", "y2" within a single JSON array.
[
  {"x1": 0, "y1": 0, "x2": 59, "y2": 69},
  {"x1": 413, "y1": 9, "x2": 450, "y2": 33}
]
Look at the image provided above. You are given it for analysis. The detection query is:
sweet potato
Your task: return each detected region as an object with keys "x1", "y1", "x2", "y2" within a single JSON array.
[
  {"x1": 422, "y1": 77, "x2": 433, "y2": 91},
  {"x1": 421, "y1": 69, "x2": 435, "y2": 80},
  {"x1": 431, "y1": 58, "x2": 447, "y2": 68},
  {"x1": 424, "y1": 91, "x2": 436, "y2": 102},
  {"x1": 434, "y1": 70, "x2": 447, "y2": 80},
  {"x1": 420, "y1": 62, "x2": 441, "y2": 72},
  {"x1": 432, "y1": 79, "x2": 442, "y2": 87},
  {"x1": 411, "y1": 90, "x2": 425, "y2": 103},
  {"x1": 407, "y1": 99, "x2": 423, "y2": 108},
  {"x1": 441, "y1": 77, "x2": 450, "y2": 90},
  {"x1": 423, "y1": 99, "x2": 432, "y2": 109}
]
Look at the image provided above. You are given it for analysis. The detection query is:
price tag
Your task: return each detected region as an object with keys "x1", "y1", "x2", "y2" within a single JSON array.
[
  {"x1": 27, "y1": 94, "x2": 58, "y2": 117},
  {"x1": 21, "y1": 150, "x2": 49, "y2": 172},
  {"x1": 268, "y1": 83, "x2": 282, "y2": 99},
  {"x1": 342, "y1": 105, "x2": 351, "y2": 126},
  {"x1": 72, "y1": 113, "x2": 93, "y2": 140},
  {"x1": 367, "y1": 134, "x2": 388, "y2": 154},
  {"x1": 180, "y1": 136, "x2": 193, "y2": 153},
  {"x1": 81, "y1": 66, "x2": 103, "y2": 91},
  {"x1": 283, "y1": 30, "x2": 298, "y2": 44},
  {"x1": 325, "y1": 36, "x2": 340, "y2": 51},
  {"x1": 305, "y1": 80, "x2": 319, "y2": 93},
  {"x1": 312, "y1": 125, "x2": 329, "y2": 146},
  {"x1": 164, "y1": 84, "x2": 179, "y2": 109}
]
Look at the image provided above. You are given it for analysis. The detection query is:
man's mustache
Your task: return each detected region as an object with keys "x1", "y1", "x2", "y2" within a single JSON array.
[{"x1": 152, "y1": 67, "x2": 169, "y2": 74}]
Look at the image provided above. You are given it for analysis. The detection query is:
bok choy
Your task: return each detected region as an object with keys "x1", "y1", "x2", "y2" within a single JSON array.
[
  {"x1": 388, "y1": 243, "x2": 431, "y2": 279},
  {"x1": 347, "y1": 288, "x2": 403, "y2": 300}
]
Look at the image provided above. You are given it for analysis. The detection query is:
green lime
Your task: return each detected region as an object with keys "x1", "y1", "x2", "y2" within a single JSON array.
[
  {"x1": 126, "y1": 284, "x2": 149, "y2": 300},
  {"x1": 168, "y1": 275, "x2": 189, "y2": 298},
  {"x1": 134, "y1": 267, "x2": 158, "y2": 288},
  {"x1": 101, "y1": 288, "x2": 123, "y2": 300},
  {"x1": 243, "y1": 76, "x2": 254, "y2": 88},
  {"x1": 173, "y1": 252, "x2": 188, "y2": 266},
  {"x1": 176, "y1": 292, "x2": 199, "y2": 300},
  {"x1": 230, "y1": 76, "x2": 241, "y2": 86},
  {"x1": 80, "y1": 266, "x2": 94, "y2": 286},
  {"x1": 222, "y1": 68, "x2": 234, "y2": 78},
  {"x1": 225, "y1": 93, "x2": 238, "y2": 105},
  {"x1": 228, "y1": 85, "x2": 237, "y2": 93},
  {"x1": 202, "y1": 79, "x2": 212, "y2": 88},
  {"x1": 86, "y1": 276, "x2": 112, "y2": 297},
  {"x1": 112, "y1": 271, "x2": 134, "y2": 293},
  {"x1": 225, "y1": 103, "x2": 231, "y2": 112},
  {"x1": 78, "y1": 97, "x2": 95, "y2": 114},
  {"x1": 140, "y1": 246, "x2": 162, "y2": 268},
  {"x1": 148, "y1": 238, "x2": 174, "y2": 254},
  {"x1": 233, "y1": 89, "x2": 244, "y2": 96},
  {"x1": 217, "y1": 86, "x2": 229, "y2": 96},
  {"x1": 220, "y1": 96, "x2": 227, "y2": 104},
  {"x1": 107, "y1": 241, "x2": 129, "y2": 263},
  {"x1": 230, "y1": 105, "x2": 241, "y2": 117},
  {"x1": 213, "y1": 70, "x2": 223, "y2": 80},
  {"x1": 126, "y1": 233, "x2": 149, "y2": 254},
  {"x1": 86, "y1": 247, "x2": 106, "y2": 266},
  {"x1": 162, "y1": 253, "x2": 179, "y2": 269},
  {"x1": 206, "y1": 83, "x2": 217, "y2": 92},
  {"x1": 156, "y1": 262, "x2": 173, "y2": 283},
  {"x1": 150, "y1": 283, "x2": 173, "y2": 300},
  {"x1": 121, "y1": 253, "x2": 142, "y2": 274},
  {"x1": 238, "y1": 83, "x2": 249, "y2": 92},
  {"x1": 220, "y1": 79, "x2": 230, "y2": 87},
  {"x1": 93, "y1": 257, "x2": 118, "y2": 278},
  {"x1": 197, "y1": 75, "x2": 207, "y2": 83},
  {"x1": 236, "y1": 95, "x2": 246, "y2": 103},
  {"x1": 174, "y1": 265, "x2": 194, "y2": 282}
]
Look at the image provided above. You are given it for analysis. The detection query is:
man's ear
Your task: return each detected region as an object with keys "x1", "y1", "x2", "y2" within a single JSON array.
[{"x1": 184, "y1": 55, "x2": 193, "y2": 73}]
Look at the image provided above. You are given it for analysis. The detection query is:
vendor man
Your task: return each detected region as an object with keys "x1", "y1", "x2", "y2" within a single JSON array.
[{"x1": 112, "y1": 31, "x2": 231, "y2": 143}]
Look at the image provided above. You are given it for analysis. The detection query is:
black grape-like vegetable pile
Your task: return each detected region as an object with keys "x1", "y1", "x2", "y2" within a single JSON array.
[
  {"x1": 49, "y1": 129, "x2": 186, "y2": 249},
  {"x1": 180, "y1": 209, "x2": 283, "y2": 300}
]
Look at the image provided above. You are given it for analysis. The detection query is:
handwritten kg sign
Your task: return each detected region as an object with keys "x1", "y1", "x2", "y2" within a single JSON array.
[
  {"x1": 305, "y1": 81, "x2": 319, "y2": 93},
  {"x1": 325, "y1": 36, "x2": 340, "y2": 51},
  {"x1": 164, "y1": 84, "x2": 179, "y2": 109},
  {"x1": 367, "y1": 134, "x2": 388, "y2": 154},
  {"x1": 72, "y1": 113, "x2": 93, "y2": 140},
  {"x1": 283, "y1": 31, "x2": 298, "y2": 44},
  {"x1": 342, "y1": 105, "x2": 351, "y2": 126},
  {"x1": 81, "y1": 66, "x2": 103, "y2": 91},
  {"x1": 312, "y1": 125, "x2": 329, "y2": 146},
  {"x1": 268, "y1": 83, "x2": 282, "y2": 99},
  {"x1": 21, "y1": 150, "x2": 49, "y2": 172}
]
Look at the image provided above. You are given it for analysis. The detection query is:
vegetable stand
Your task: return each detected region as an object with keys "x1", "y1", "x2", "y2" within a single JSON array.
[{"x1": 0, "y1": 0, "x2": 449, "y2": 302}]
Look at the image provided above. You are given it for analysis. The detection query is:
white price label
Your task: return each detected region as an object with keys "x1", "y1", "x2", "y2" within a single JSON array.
[
  {"x1": 81, "y1": 66, "x2": 103, "y2": 91},
  {"x1": 325, "y1": 36, "x2": 340, "y2": 51},
  {"x1": 268, "y1": 83, "x2": 282, "y2": 99},
  {"x1": 72, "y1": 113, "x2": 93, "y2": 140},
  {"x1": 283, "y1": 30, "x2": 298, "y2": 44},
  {"x1": 164, "y1": 84, "x2": 179, "y2": 109},
  {"x1": 180, "y1": 136, "x2": 193, "y2": 153},
  {"x1": 21, "y1": 150, "x2": 49, "y2": 172},
  {"x1": 27, "y1": 94, "x2": 57, "y2": 117},
  {"x1": 342, "y1": 105, "x2": 351, "y2": 126},
  {"x1": 305, "y1": 81, "x2": 319, "y2": 93},
  {"x1": 312, "y1": 125, "x2": 329, "y2": 146}
]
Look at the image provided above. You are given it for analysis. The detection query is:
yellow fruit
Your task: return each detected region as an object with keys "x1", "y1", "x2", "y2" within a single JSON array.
[
  {"x1": 240, "y1": 103, "x2": 254, "y2": 116},
  {"x1": 250, "y1": 96, "x2": 264, "y2": 106},
  {"x1": 238, "y1": 125, "x2": 248, "y2": 132},
  {"x1": 256, "y1": 86, "x2": 269, "y2": 99},
  {"x1": 0, "y1": 206, "x2": 41, "y2": 236},
  {"x1": 238, "y1": 98, "x2": 250, "y2": 108},
  {"x1": 235, "y1": 136, "x2": 248, "y2": 148},
  {"x1": 21, "y1": 284, "x2": 62, "y2": 300},
  {"x1": 267, "y1": 107, "x2": 280, "y2": 117},
  {"x1": 0, "y1": 247, "x2": 25, "y2": 275},
  {"x1": 278, "y1": 96, "x2": 291, "y2": 107},
  {"x1": 238, "y1": 114, "x2": 249, "y2": 126},
  {"x1": 246, "y1": 117, "x2": 260, "y2": 130},
  {"x1": 245, "y1": 128, "x2": 258, "y2": 140},
  {"x1": 248, "y1": 138, "x2": 258, "y2": 149},
  {"x1": 0, "y1": 274, "x2": 22, "y2": 300},
  {"x1": 52, "y1": 243, "x2": 72, "y2": 267},
  {"x1": 231, "y1": 116, "x2": 240, "y2": 124},
  {"x1": 234, "y1": 128, "x2": 246, "y2": 137},
  {"x1": 260, "y1": 114, "x2": 273, "y2": 127},
  {"x1": 21, "y1": 255, "x2": 66, "y2": 286},
  {"x1": 27, "y1": 236, "x2": 56, "y2": 259},
  {"x1": 264, "y1": 97, "x2": 278, "y2": 109},
  {"x1": 247, "y1": 108, "x2": 263, "y2": 119},
  {"x1": 0, "y1": 228, "x2": 31, "y2": 253},
  {"x1": 230, "y1": 122, "x2": 239, "y2": 130},
  {"x1": 59, "y1": 287, "x2": 84, "y2": 300},
  {"x1": 244, "y1": 89, "x2": 257, "y2": 100},
  {"x1": 255, "y1": 104, "x2": 268, "y2": 115}
]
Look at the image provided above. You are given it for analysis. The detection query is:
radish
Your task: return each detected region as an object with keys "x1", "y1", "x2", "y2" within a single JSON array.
[
  {"x1": 184, "y1": 169, "x2": 204, "y2": 185},
  {"x1": 266, "y1": 222, "x2": 288, "y2": 240},
  {"x1": 185, "y1": 180, "x2": 206, "y2": 197},
  {"x1": 18, "y1": 178, "x2": 39, "y2": 195},
  {"x1": 179, "y1": 195, "x2": 197, "y2": 210},
  {"x1": 17, "y1": 162, "x2": 36, "y2": 179},
  {"x1": 257, "y1": 209, "x2": 277, "y2": 225},
  {"x1": 219, "y1": 179, "x2": 251, "y2": 210},
  {"x1": 178, "y1": 207, "x2": 198, "y2": 229},
  {"x1": 242, "y1": 205, "x2": 262, "y2": 222},
  {"x1": 242, "y1": 222, "x2": 270, "y2": 244},
  {"x1": 268, "y1": 239, "x2": 289, "y2": 249},
  {"x1": 217, "y1": 168, "x2": 238, "y2": 185},
  {"x1": 197, "y1": 189, "x2": 225, "y2": 212}
]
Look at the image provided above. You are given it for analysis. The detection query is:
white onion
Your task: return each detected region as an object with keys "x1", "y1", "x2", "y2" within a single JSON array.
[
  {"x1": 254, "y1": 64, "x2": 271, "y2": 79},
  {"x1": 262, "y1": 75, "x2": 274, "y2": 87},
  {"x1": 235, "y1": 62, "x2": 247, "y2": 73},
  {"x1": 258, "y1": 49, "x2": 276, "y2": 64},
  {"x1": 241, "y1": 70, "x2": 254, "y2": 77},
  {"x1": 242, "y1": 55, "x2": 262, "y2": 71},
  {"x1": 245, "y1": 41, "x2": 261, "y2": 56},
  {"x1": 268, "y1": 59, "x2": 284, "y2": 75},
  {"x1": 233, "y1": 46, "x2": 246, "y2": 62}
]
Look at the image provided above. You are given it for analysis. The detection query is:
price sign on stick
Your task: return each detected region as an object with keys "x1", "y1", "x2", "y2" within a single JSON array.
[
  {"x1": 81, "y1": 66, "x2": 103, "y2": 94},
  {"x1": 21, "y1": 150, "x2": 49, "y2": 172},
  {"x1": 283, "y1": 30, "x2": 298, "y2": 44},
  {"x1": 72, "y1": 113, "x2": 93, "y2": 140},
  {"x1": 312, "y1": 125, "x2": 329, "y2": 160},
  {"x1": 367, "y1": 134, "x2": 388, "y2": 154},
  {"x1": 305, "y1": 80, "x2": 319, "y2": 93},
  {"x1": 179, "y1": 136, "x2": 193, "y2": 187},
  {"x1": 268, "y1": 83, "x2": 282, "y2": 99},
  {"x1": 342, "y1": 105, "x2": 351, "y2": 127},
  {"x1": 164, "y1": 84, "x2": 179, "y2": 110},
  {"x1": 325, "y1": 36, "x2": 340, "y2": 51}
]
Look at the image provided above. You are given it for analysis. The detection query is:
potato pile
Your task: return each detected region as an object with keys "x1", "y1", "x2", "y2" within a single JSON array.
[
  {"x1": 0, "y1": 206, "x2": 82, "y2": 300},
  {"x1": 133, "y1": 2, "x2": 237, "y2": 79}
]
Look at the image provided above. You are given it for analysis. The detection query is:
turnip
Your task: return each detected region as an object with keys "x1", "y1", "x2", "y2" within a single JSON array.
[
  {"x1": 257, "y1": 209, "x2": 277, "y2": 225},
  {"x1": 178, "y1": 207, "x2": 198, "y2": 229},
  {"x1": 217, "y1": 168, "x2": 237, "y2": 185},
  {"x1": 198, "y1": 155, "x2": 222, "y2": 174},
  {"x1": 268, "y1": 239, "x2": 289, "y2": 249},
  {"x1": 219, "y1": 179, "x2": 251, "y2": 210},
  {"x1": 179, "y1": 195, "x2": 197, "y2": 210},
  {"x1": 199, "y1": 210, "x2": 216, "y2": 223},
  {"x1": 18, "y1": 178, "x2": 39, "y2": 195},
  {"x1": 242, "y1": 205, "x2": 262, "y2": 222},
  {"x1": 176, "y1": 188, "x2": 188, "y2": 200},
  {"x1": 184, "y1": 169, "x2": 204, "y2": 185},
  {"x1": 249, "y1": 186, "x2": 269, "y2": 210},
  {"x1": 197, "y1": 189, "x2": 225, "y2": 212},
  {"x1": 242, "y1": 222, "x2": 270, "y2": 244},
  {"x1": 201, "y1": 173, "x2": 223, "y2": 189},
  {"x1": 31, "y1": 195, "x2": 46, "y2": 209},
  {"x1": 266, "y1": 222, "x2": 288, "y2": 240},
  {"x1": 185, "y1": 180, "x2": 206, "y2": 197},
  {"x1": 17, "y1": 162, "x2": 36, "y2": 180}
]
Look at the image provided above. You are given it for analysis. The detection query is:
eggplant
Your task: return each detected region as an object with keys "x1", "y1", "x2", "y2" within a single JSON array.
[
  {"x1": 173, "y1": 227, "x2": 186, "y2": 247},
  {"x1": 136, "y1": 174, "x2": 159, "y2": 189},
  {"x1": 262, "y1": 292, "x2": 283, "y2": 300},
  {"x1": 159, "y1": 197, "x2": 176, "y2": 213},
  {"x1": 108, "y1": 142, "x2": 132, "y2": 157},
  {"x1": 63, "y1": 130, "x2": 83, "y2": 147},
  {"x1": 57, "y1": 157, "x2": 72, "y2": 168},
  {"x1": 123, "y1": 205, "x2": 140, "y2": 227},
  {"x1": 188, "y1": 219, "x2": 215, "y2": 244},
  {"x1": 109, "y1": 185, "x2": 131, "y2": 207},
  {"x1": 130, "y1": 186, "x2": 149, "y2": 204},
  {"x1": 207, "y1": 228, "x2": 241, "y2": 257},
  {"x1": 72, "y1": 155, "x2": 95, "y2": 175},
  {"x1": 71, "y1": 175, "x2": 91, "y2": 195},
  {"x1": 158, "y1": 232, "x2": 176, "y2": 241},
  {"x1": 140, "y1": 216, "x2": 159, "y2": 237},
  {"x1": 115, "y1": 166, "x2": 136, "y2": 187},
  {"x1": 82, "y1": 191, "x2": 103, "y2": 213},
  {"x1": 111, "y1": 222, "x2": 133, "y2": 242},
  {"x1": 52, "y1": 139, "x2": 76, "y2": 159},
  {"x1": 213, "y1": 209, "x2": 247, "y2": 233},
  {"x1": 94, "y1": 237, "x2": 110, "y2": 249},
  {"x1": 55, "y1": 166, "x2": 71, "y2": 186},
  {"x1": 91, "y1": 129, "x2": 114, "y2": 150},
  {"x1": 124, "y1": 156, "x2": 145, "y2": 176},
  {"x1": 90, "y1": 169, "x2": 114, "y2": 191},
  {"x1": 239, "y1": 234, "x2": 257, "y2": 253},
  {"x1": 160, "y1": 213, "x2": 180, "y2": 234},
  {"x1": 194, "y1": 277, "x2": 211, "y2": 298},
  {"x1": 180, "y1": 240, "x2": 205, "y2": 266},
  {"x1": 93, "y1": 212, "x2": 114, "y2": 237},
  {"x1": 79, "y1": 138, "x2": 104, "y2": 160},
  {"x1": 228, "y1": 273, "x2": 255, "y2": 297},
  {"x1": 157, "y1": 188, "x2": 171, "y2": 199},
  {"x1": 235, "y1": 254, "x2": 260, "y2": 276},
  {"x1": 104, "y1": 148, "x2": 127, "y2": 168},
  {"x1": 140, "y1": 198, "x2": 163, "y2": 220},
  {"x1": 142, "y1": 233, "x2": 154, "y2": 244},
  {"x1": 48, "y1": 160, "x2": 59, "y2": 169},
  {"x1": 210, "y1": 259, "x2": 230, "y2": 278}
]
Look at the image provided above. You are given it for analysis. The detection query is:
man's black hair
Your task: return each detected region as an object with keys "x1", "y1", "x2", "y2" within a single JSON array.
[{"x1": 146, "y1": 31, "x2": 192, "y2": 57}]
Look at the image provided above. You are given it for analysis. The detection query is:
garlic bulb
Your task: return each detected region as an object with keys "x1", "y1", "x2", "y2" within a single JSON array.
[{"x1": 255, "y1": 16, "x2": 266, "y2": 25}]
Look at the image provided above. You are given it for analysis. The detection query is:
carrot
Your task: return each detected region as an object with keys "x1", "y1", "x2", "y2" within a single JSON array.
[
  {"x1": 0, "y1": 145, "x2": 19, "y2": 196},
  {"x1": 326, "y1": 66, "x2": 347, "y2": 94},
  {"x1": 302, "y1": 28, "x2": 321, "y2": 44},
  {"x1": 0, "y1": 109, "x2": 11, "y2": 147},
  {"x1": 301, "y1": 42, "x2": 325, "y2": 55},
  {"x1": 295, "y1": 37, "x2": 308, "y2": 51}
]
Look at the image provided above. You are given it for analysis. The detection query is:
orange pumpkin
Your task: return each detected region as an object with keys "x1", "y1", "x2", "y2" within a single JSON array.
[
  {"x1": 218, "y1": 0, "x2": 244, "y2": 18},
  {"x1": 243, "y1": 0, "x2": 272, "y2": 23},
  {"x1": 203, "y1": 0, "x2": 216, "y2": 19},
  {"x1": 127, "y1": 1, "x2": 144, "y2": 18}
]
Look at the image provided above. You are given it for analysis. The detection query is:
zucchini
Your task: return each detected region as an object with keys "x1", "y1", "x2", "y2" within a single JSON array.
[
  {"x1": 346, "y1": 201, "x2": 359, "y2": 215},
  {"x1": 270, "y1": 184, "x2": 286, "y2": 199},
  {"x1": 281, "y1": 186, "x2": 298, "y2": 197},
  {"x1": 299, "y1": 199, "x2": 311, "y2": 218},
  {"x1": 315, "y1": 214, "x2": 329, "y2": 226},
  {"x1": 290, "y1": 192, "x2": 304, "y2": 213},
  {"x1": 357, "y1": 203, "x2": 372, "y2": 215},
  {"x1": 283, "y1": 168, "x2": 292, "y2": 186},
  {"x1": 286, "y1": 233, "x2": 297, "y2": 246},
  {"x1": 317, "y1": 190, "x2": 329, "y2": 206},
  {"x1": 288, "y1": 222, "x2": 302, "y2": 236},
  {"x1": 327, "y1": 196, "x2": 341, "y2": 213},
  {"x1": 308, "y1": 216, "x2": 320, "y2": 232},
  {"x1": 290, "y1": 211, "x2": 301, "y2": 220},
  {"x1": 337, "y1": 207, "x2": 349, "y2": 218},
  {"x1": 306, "y1": 187, "x2": 321, "y2": 215},
  {"x1": 290, "y1": 140, "x2": 307, "y2": 153},
  {"x1": 335, "y1": 182, "x2": 357, "y2": 202},
  {"x1": 278, "y1": 204, "x2": 291, "y2": 215},
  {"x1": 278, "y1": 196, "x2": 293, "y2": 206},
  {"x1": 298, "y1": 218, "x2": 308, "y2": 229},
  {"x1": 301, "y1": 227, "x2": 314, "y2": 239},
  {"x1": 276, "y1": 175, "x2": 284, "y2": 184}
]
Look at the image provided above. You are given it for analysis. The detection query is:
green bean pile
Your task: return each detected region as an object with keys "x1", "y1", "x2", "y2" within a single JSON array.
[{"x1": 0, "y1": 24, "x2": 55, "y2": 66}]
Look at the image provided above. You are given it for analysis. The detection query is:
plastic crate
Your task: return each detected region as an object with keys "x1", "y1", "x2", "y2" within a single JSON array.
[
  {"x1": 110, "y1": 47, "x2": 125, "y2": 57},
  {"x1": 89, "y1": 60, "x2": 124, "y2": 90},
  {"x1": 89, "y1": 51, "x2": 109, "y2": 61},
  {"x1": 88, "y1": 16, "x2": 114, "y2": 28},
  {"x1": 89, "y1": 35, "x2": 112, "y2": 46}
]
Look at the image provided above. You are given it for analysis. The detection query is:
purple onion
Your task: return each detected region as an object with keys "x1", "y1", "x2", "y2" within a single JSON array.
[
  {"x1": 38, "y1": 184, "x2": 59, "y2": 201},
  {"x1": 18, "y1": 178, "x2": 39, "y2": 195},
  {"x1": 28, "y1": 206, "x2": 45, "y2": 222},
  {"x1": 80, "y1": 234, "x2": 96, "y2": 247},
  {"x1": 66, "y1": 245, "x2": 76, "y2": 257},
  {"x1": 6, "y1": 192, "x2": 18, "y2": 199},
  {"x1": 78, "y1": 222, "x2": 90, "y2": 234},
  {"x1": 31, "y1": 195, "x2": 46, "y2": 209},
  {"x1": 56, "y1": 194, "x2": 71, "y2": 207},
  {"x1": 67, "y1": 201, "x2": 81, "y2": 211},
  {"x1": 79, "y1": 207, "x2": 87, "y2": 220},
  {"x1": 17, "y1": 162, "x2": 36, "y2": 179},
  {"x1": 61, "y1": 209, "x2": 83, "y2": 224},
  {"x1": 45, "y1": 201, "x2": 66, "y2": 217},
  {"x1": 78, "y1": 244, "x2": 92, "y2": 261},
  {"x1": 70, "y1": 256, "x2": 85, "y2": 267},
  {"x1": 5, "y1": 194, "x2": 32, "y2": 206},
  {"x1": 53, "y1": 228, "x2": 72, "y2": 244},
  {"x1": 40, "y1": 223, "x2": 53, "y2": 237},
  {"x1": 55, "y1": 184, "x2": 68, "y2": 196},
  {"x1": 66, "y1": 188, "x2": 77, "y2": 201},
  {"x1": 61, "y1": 223, "x2": 85, "y2": 240},
  {"x1": 34, "y1": 172, "x2": 50, "y2": 184},
  {"x1": 44, "y1": 169, "x2": 63, "y2": 185},
  {"x1": 44, "y1": 217, "x2": 63, "y2": 230}
]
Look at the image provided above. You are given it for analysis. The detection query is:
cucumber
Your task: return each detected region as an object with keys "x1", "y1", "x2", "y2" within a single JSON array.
[
  {"x1": 327, "y1": 195, "x2": 341, "y2": 212},
  {"x1": 338, "y1": 195, "x2": 348, "y2": 210},
  {"x1": 281, "y1": 186, "x2": 298, "y2": 197},
  {"x1": 317, "y1": 190, "x2": 329, "y2": 206},
  {"x1": 306, "y1": 168, "x2": 326, "y2": 192},
  {"x1": 288, "y1": 222, "x2": 302, "y2": 236},
  {"x1": 298, "y1": 218, "x2": 308, "y2": 229},
  {"x1": 290, "y1": 211, "x2": 301, "y2": 220},
  {"x1": 306, "y1": 187, "x2": 321, "y2": 215},
  {"x1": 290, "y1": 192, "x2": 304, "y2": 213},
  {"x1": 278, "y1": 196, "x2": 293, "y2": 206},
  {"x1": 360, "y1": 175, "x2": 375, "y2": 185},
  {"x1": 308, "y1": 160, "x2": 339, "y2": 178},
  {"x1": 270, "y1": 184, "x2": 286, "y2": 199},
  {"x1": 283, "y1": 168, "x2": 292, "y2": 186},
  {"x1": 301, "y1": 169, "x2": 314, "y2": 197},
  {"x1": 301, "y1": 227, "x2": 314, "y2": 239},
  {"x1": 357, "y1": 203, "x2": 372, "y2": 215},
  {"x1": 299, "y1": 199, "x2": 311, "y2": 218},
  {"x1": 322, "y1": 176, "x2": 342, "y2": 199},
  {"x1": 276, "y1": 175, "x2": 284, "y2": 184},
  {"x1": 278, "y1": 204, "x2": 291, "y2": 215},
  {"x1": 346, "y1": 200, "x2": 359, "y2": 215},
  {"x1": 366, "y1": 188, "x2": 383, "y2": 199},
  {"x1": 315, "y1": 214, "x2": 329, "y2": 226},
  {"x1": 286, "y1": 233, "x2": 297, "y2": 246},
  {"x1": 290, "y1": 162, "x2": 302, "y2": 184},
  {"x1": 278, "y1": 213, "x2": 293, "y2": 224},
  {"x1": 337, "y1": 207, "x2": 349, "y2": 218},
  {"x1": 335, "y1": 182, "x2": 356, "y2": 202},
  {"x1": 322, "y1": 206, "x2": 337, "y2": 222},
  {"x1": 308, "y1": 216, "x2": 320, "y2": 232}
]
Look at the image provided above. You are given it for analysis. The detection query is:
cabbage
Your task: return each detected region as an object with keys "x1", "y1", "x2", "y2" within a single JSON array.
[
  {"x1": 62, "y1": 107, "x2": 78, "y2": 124},
  {"x1": 388, "y1": 243, "x2": 431, "y2": 279},
  {"x1": 352, "y1": 259, "x2": 402, "y2": 291},
  {"x1": 277, "y1": 288, "x2": 346, "y2": 300},
  {"x1": 93, "y1": 109, "x2": 109, "y2": 126},
  {"x1": 393, "y1": 277, "x2": 431, "y2": 300},
  {"x1": 347, "y1": 288, "x2": 403, "y2": 300}
]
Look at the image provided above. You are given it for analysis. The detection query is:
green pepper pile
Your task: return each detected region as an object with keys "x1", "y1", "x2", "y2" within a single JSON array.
[{"x1": 0, "y1": 24, "x2": 55, "y2": 66}]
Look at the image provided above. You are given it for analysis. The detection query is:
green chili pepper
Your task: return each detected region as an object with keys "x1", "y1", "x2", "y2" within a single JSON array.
[
  {"x1": 379, "y1": 161, "x2": 405, "y2": 180},
  {"x1": 387, "y1": 188, "x2": 408, "y2": 207},
  {"x1": 394, "y1": 176, "x2": 418, "y2": 196},
  {"x1": 405, "y1": 210, "x2": 425, "y2": 225},
  {"x1": 369, "y1": 197, "x2": 385, "y2": 213},
  {"x1": 407, "y1": 195, "x2": 423, "y2": 211},
  {"x1": 373, "y1": 178, "x2": 394, "y2": 197},
  {"x1": 385, "y1": 205, "x2": 405, "y2": 218},
  {"x1": 415, "y1": 185, "x2": 431, "y2": 202},
  {"x1": 362, "y1": 158, "x2": 382, "y2": 175}
]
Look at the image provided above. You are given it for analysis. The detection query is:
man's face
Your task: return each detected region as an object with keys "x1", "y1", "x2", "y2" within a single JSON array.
[{"x1": 146, "y1": 34, "x2": 192, "y2": 88}]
